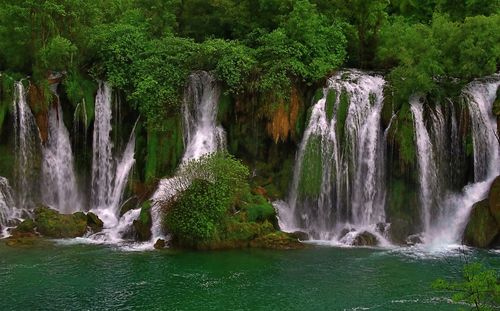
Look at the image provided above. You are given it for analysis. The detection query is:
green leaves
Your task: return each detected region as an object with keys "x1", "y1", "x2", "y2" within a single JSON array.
[{"x1": 433, "y1": 262, "x2": 500, "y2": 310}]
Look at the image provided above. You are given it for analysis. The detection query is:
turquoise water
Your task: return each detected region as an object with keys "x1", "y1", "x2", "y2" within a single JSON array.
[{"x1": 0, "y1": 242, "x2": 498, "y2": 310}]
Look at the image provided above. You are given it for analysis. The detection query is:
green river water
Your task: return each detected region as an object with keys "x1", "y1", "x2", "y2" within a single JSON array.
[{"x1": 0, "y1": 242, "x2": 498, "y2": 311}]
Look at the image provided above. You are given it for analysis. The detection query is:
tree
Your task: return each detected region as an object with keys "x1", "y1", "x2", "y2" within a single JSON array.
[{"x1": 433, "y1": 262, "x2": 500, "y2": 310}]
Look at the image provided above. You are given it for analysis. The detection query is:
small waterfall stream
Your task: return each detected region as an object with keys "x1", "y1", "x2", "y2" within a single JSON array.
[
  {"x1": 89, "y1": 82, "x2": 137, "y2": 232},
  {"x1": 151, "y1": 71, "x2": 226, "y2": 241},
  {"x1": 41, "y1": 87, "x2": 82, "y2": 213},
  {"x1": 0, "y1": 177, "x2": 26, "y2": 237},
  {"x1": 280, "y1": 70, "x2": 389, "y2": 242},
  {"x1": 11, "y1": 82, "x2": 40, "y2": 209},
  {"x1": 410, "y1": 97, "x2": 439, "y2": 233}
]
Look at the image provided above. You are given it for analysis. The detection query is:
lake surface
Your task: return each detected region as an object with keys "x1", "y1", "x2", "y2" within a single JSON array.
[{"x1": 0, "y1": 242, "x2": 498, "y2": 310}]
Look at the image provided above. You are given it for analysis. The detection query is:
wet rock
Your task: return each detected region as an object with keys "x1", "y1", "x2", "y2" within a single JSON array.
[
  {"x1": 13, "y1": 219, "x2": 36, "y2": 234},
  {"x1": 154, "y1": 239, "x2": 166, "y2": 249},
  {"x1": 87, "y1": 212, "x2": 104, "y2": 233},
  {"x1": 406, "y1": 234, "x2": 423, "y2": 246},
  {"x1": 133, "y1": 201, "x2": 152, "y2": 241},
  {"x1": 249, "y1": 232, "x2": 305, "y2": 249},
  {"x1": 489, "y1": 176, "x2": 500, "y2": 225},
  {"x1": 289, "y1": 231, "x2": 309, "y2": 241},
  {"x1": 463, "y1": 199, "x2": 499, "y2": 248},
  {"x1": 119, "y1": 196, "x2": 139, "y2": 217},
  {"x1": 352, "y1": 231, "x2": 379, "y2": 246},
  {"x1": 34, "y1": 206, "x2": 87, "y2": 238},
  {"x1": 376, "y1": 222, "x2": 390, "y2": 235}
]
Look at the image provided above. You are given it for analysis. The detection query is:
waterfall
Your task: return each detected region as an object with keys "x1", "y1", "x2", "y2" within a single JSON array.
[
  {"x1": 282, "y1": 70, "x2": 388, "y2": 241},
  {"x1": 410, "y1": 97, "x2": 440, "y2": 233},
  {"x1": 90, "y1": 83, "x2": 136, "y2": 228},
  {"x1": 425, "y1": 76, "x2": 500, "y2": 246},
  {"x1": 151, "y1": 71, "x2": 226, "y2": 241},
  {"x1": 41, "y1": 88, "x2": 82, "y2": 213},
  {"x1": 11, "y1": 82, "x2": 40, "y2": 208},
  {"x1": 91, "y1": 82, "x2": 114, "y2": 210},
  {"x1": 182, "y1": 71, "x2": 226, "y2": 161},
  {"x1": 0, "y1": 177, "x2": 25, "y2": 237}
]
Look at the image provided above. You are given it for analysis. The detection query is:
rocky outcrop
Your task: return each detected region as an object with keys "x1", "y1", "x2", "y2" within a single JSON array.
[
  {"x1": 133, "y1": 201, "x2": 152, "y2": 241},
  {"x1": 489, "y1": 176, "x2": 500, "y2": 225},
  {"x1": 249, "y1": 232, "x2": 305, "y2": 249},
  {"x1": 9, "y1": 206, "x2": 104, "y2": 239},
  {"x1": 463, "y1": 199, "x2": 499, "y2": 248},
  {"x1": 463, "y1": 176, "x2": 500, "y2": 248},
  {"x1": 352, "y1": 231, "x2": 379, "y2": 246}
]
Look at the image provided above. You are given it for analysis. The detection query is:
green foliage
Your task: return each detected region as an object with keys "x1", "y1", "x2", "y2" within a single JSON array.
[
  {"x1": 378, "y1": 13, "x2": 500, "y2": 101},
  {"x1": 63, "y1": 71, "x2": 97, "y2": 129},
  {"x1": 394, "y1": 103, "x2": 416, "y2": 165},
  {"x1": 241, "y1": 193, "x2": 276, "y2": 223},
  {"x1": 336, "y1": 91, "x2": 350, "y2": 141},
  {"x1": 37, "y1": 36, "x2": 77, "y2": 72},
  {"x1": 165, "y1": 153, "x2": 250, "y2": 243},
  {"x1": 325, "y1": 89, "x2": 336, "y2": 121},
  {"x1": 433, "y1": 262, "x2": 500, "y2": 310},
  {"x1": 298, "y1": 135, "x2": 324, "y2": 198}
]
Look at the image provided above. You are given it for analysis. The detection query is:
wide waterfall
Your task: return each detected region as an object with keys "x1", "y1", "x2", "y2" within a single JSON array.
[
  {"x1": 41, "y1": 87, "x2": 82, "y2": 213},
  {"x1": 90, "y1": 82, "x2": 136, "y2": 228},
  {"x1": 280, "y1": 70, "x2": 388, "y2": 242},
  {"x1": 151, "y1": 71, "x2": 226, "y2": 241},
  {"x1": 11, "y1": 82, "x2": 40, "y2": 208}
]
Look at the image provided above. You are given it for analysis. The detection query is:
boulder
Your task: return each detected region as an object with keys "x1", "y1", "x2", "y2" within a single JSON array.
[
  {"x1": 86, "y1": 212, "x2": 104, "y2": 233},
  {"x1": 463, "y1": 199, "x2": 499, "y2": 248},
  {"x1": 34, "y1": 206, "x2": 87, "y2": 238},
  {"x1": 133, "y1": 201, "x2": 152, "y2": 241},
  {"x1": 406, "y1": 234, "x2": 423, "y2": 246},
  {"x1": 154, "y1": 239, "x2": 166, "y2": 249},
  {"x1": 352, "y1": 231, "x2": 379, "y2": 246},
  {"x1": 489, "y1": 176, "x2": 500, "y2": 225},
  {"x1": 249, "y1": 232, "x2": 305, "y2": 249}
]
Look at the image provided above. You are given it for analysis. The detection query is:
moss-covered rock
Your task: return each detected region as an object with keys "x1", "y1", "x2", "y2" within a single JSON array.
[
  {"x1": 133, "y1": 201, "x2": 152, "y2": 241},
  {"x1": 34, "y1": 207, "x2": 88, "y2": 238},
  {"x1": 352, "y1": 231, "x2": 379, "y2": 246},
  {"x1": 249, "y1": 232, "x2": 305, "y2": 249},
  {"x1": 463, "y1": 200, "x2": 499, "y2": 248},
  {"x1": 13, "y1": 219, "x2": 36, "y2": 234},
  {"x1": 489, "y1": 176, "x2": 500, "y2": 225},
  {"x1": 86, "y1": 212, "x2": 104, "y2": 233}
]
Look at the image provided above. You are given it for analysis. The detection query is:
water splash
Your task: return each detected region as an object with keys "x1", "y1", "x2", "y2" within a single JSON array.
[
  {"x1": 11, "y1": 82, "x2": 40, "y2": 208},
  {"x1": 41, "y1": 87, "x2": 82, "y2": 213},
  {"x1": 0, "y1": 177, "x2": 26, "y2": 237}
]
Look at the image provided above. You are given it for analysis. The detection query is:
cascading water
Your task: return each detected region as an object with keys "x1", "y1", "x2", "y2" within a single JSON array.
[
  {"x1": 11, "y1": 82, "x2": 40, "y2": 208},
  {"x1": 410, "y1": 97, "x2": 440, "y2": 233},
  {"x1": 91, "y1": 82, "x2": 114, "y2": 211},
  {"x1": 89, "y1": 83, "x2": 137, "y2": 230},
  {"x1": 279, "y1": 70, "x2": 389, "y2": 243},
  {"x1": 425, "y1": 76, "x2": 500, "y2": 246},
  {"x1": 182, "y1": 71, "x2": 226, "y2": 161},
  {"x1": 41, "y1": 87, "x2": 82, "y2": 213},
  {"x1": 0, "y1": 177, "x2": 25, "y2": 237},
  {"x1": 151, "y1": 71, "x2": 226, "y2": 241}
]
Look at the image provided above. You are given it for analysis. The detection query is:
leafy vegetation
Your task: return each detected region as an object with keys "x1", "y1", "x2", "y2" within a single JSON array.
[{"x1": 433, "y1": 262, "x2": 500, "y2": 310}]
